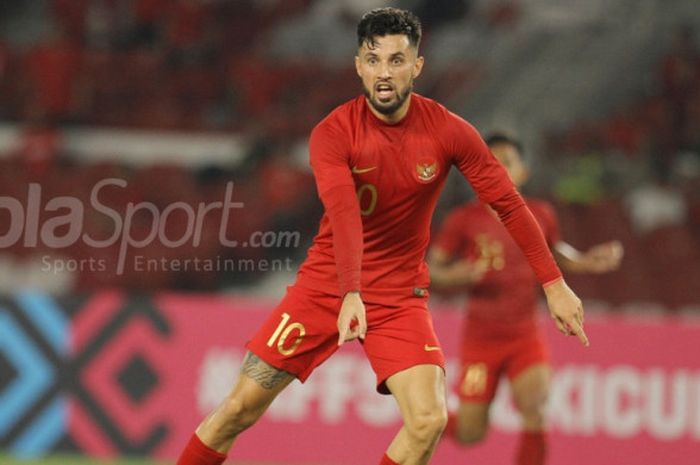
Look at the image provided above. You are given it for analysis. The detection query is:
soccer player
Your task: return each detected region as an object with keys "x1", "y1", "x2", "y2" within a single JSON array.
[
  {"x1": 176, "y1": 9, "x2": 589, "y2": 465},
  {"x1": 430, "y1": 133, "x2": 623, "y2": 465}
]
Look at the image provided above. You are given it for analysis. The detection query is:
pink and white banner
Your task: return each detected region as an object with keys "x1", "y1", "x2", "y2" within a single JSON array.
[{"x1": 68, "y1": 292, "x2": 700, "y2": 465}]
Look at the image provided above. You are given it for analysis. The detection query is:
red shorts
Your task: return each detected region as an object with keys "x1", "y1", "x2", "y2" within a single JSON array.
[
  {"x1": 246, "y1": 284, "x2": 445, "y2": 394},
  {"x1": 455, "y1": 329, "x2": 549, "y2": 403}
]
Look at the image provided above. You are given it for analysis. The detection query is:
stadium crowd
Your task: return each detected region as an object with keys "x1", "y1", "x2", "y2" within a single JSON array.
[{"x1": 0, "y1": 0, "x2": 698, "y2": 309}]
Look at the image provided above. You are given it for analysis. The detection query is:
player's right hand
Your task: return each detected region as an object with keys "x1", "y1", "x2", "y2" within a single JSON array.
[
  {"x1": 337, "y1": 291, "x2": 367, "y2": 346},
  {"x1": 543, "y1": 278, "x2": 589, "y2": 346}
]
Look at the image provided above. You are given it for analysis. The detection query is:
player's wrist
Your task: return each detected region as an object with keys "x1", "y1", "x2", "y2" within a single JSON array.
[{"x1": 542, "y1": 276, "x2": 564, "y2": 294}]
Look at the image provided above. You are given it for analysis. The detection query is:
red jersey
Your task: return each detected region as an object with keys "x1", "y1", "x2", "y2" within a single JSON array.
[
  {"x1": 435, "y1": 200, "x2": 561, "y2": 338},
  {"x1": 296, "y1": 93, "x2": 561, "y2": 302}
]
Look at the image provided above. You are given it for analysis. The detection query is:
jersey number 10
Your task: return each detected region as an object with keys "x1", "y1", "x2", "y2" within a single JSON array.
[{"x1": 267, "y1": 312, "x2": 306, "y2": 356}]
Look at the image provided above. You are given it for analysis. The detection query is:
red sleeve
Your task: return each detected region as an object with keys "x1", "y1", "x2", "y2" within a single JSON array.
[
  {"x1": 439, "y1": 113, "x2": 561, "y2": 285},
  {"x1": 532, "y1": 201, "x2": 561, "y2": 246},
  {"x1": 491, "y1": 190, "x2": 562, "y2": 285},
  {"x1": 440, "y1": 114, "x2": 513, "y2": 204},
  {"x1": 309, "y1": 121, "x2": 363, "y2": 295},
  {"x1": 434, "y1": 209, "x2": 467, "y2": 256}
]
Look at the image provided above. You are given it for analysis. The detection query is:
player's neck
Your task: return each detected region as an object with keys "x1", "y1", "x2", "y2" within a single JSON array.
[{"x1": 366, "y1": 95, "x2": 412, "y2": 125}]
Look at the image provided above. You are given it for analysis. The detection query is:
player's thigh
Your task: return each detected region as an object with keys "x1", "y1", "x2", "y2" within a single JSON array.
[
  {"x1": 196, "y1": 353, "x2": 295, "y2": 448},
  {"x1": 216, "y1": 352, "x2": 295, "y2": 419},
  {"x1": 246, "y1": 285, "x2": 340, "y2": 383},
  {"x1": 236, "y1": 351, "x2": 296, "y2": 405},
  {"x1": 510, "y1": 362, "x2": 551, "y2": 415},
  {"x1": 385, "y1": 364, "x2": 447, "y2": 428},
  {"x1": 452, "y1": 334, "x2": 511, "y2": 442},
  {"x1": 362, "y1": 298, "x2": 444, "y2": 394},
  {"x1": 455, "y1": 338, "x2": 505, "y2": 405},
  {"x1": 506, "y1": 334, "x2": 551, "y2": 415}
]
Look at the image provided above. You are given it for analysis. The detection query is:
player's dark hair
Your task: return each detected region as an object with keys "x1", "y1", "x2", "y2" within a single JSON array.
[
  {"x1": 485, "y1": 132, "x2": 524, "y2": 154},
  {"x1": 357, "y1": 8, "x2": 422, "y2": 49}
]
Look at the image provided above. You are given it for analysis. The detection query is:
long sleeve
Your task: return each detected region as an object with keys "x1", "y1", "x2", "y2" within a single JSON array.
[
  {"x1": 489, "y1": 189, "x2": 562, "y2": 285},
  {"x1": 309, "y1": 122, "x2": 363, "y2": 295},
  {"x1": 444, "y1": 114, "x2": 562, "y2": 285}
]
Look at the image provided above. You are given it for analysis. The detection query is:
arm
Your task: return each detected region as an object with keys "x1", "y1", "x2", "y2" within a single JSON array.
[
  {"x1": 309, "y1": 123, "x2": 367, "y2": 345},
  {"x1": 536, "y1": 202, "x2": 624, "y2": 275},
  {"x1": 489, "y1": 192, "x2": 588, "y2": 345},
  {"x1": 428, "y1": 246, "x2": 488, "y2": 288},
  {"x1": 428, "y1": 208, "x2": 487, "y2": 288},
  {"x1": 554, "y1": 240, "x2": 624, "y2": 274},
  {"x1": 446, "y1": 117, "x2": 588, "y2": 345},
  {"x1": 321, "y1": 185, "x2": 368, "y2": 345}
]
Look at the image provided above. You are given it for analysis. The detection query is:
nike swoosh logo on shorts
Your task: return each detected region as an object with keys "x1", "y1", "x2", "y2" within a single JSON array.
[
  {"x1": 352, "y1": 166, "x2": 377, "y2": 174},
  {"x1": 424, "y1": 344, "x2": 441, "y2": 352}
]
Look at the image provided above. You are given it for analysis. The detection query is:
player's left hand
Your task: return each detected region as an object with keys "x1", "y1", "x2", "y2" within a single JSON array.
[
  {"x1": 582, "y1": 240, "x2": 624, "y2": 273},
  {"x1": 543, "y1": 279, "x2": 589, "y2": 346},
  {"x1": 337, "y1": 291, "x2": 367, "y2": 346}
]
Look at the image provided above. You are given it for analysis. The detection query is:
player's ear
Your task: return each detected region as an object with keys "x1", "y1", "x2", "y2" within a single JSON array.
[
  {"x1": 413, "y1": 55, "x2": 424, "y2": 79},
  {"x1": 355, "y1": 55, "x2": 362, "y2": 78}
]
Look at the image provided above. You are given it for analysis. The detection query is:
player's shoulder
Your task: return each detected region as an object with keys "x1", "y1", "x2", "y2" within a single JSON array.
[
  {"x1": 417, "y1": 93, "x2": 476, "y2": 122},
  {"x1": 312, "y1": 95, "x2": 364, "y2": 135},
  {"x1": 413, "y1": 93, "x2": 480, "y2": 140},
  {"x1": 413, "y1": 93, "x2": 461, "y2": 122},
  {"x1": 524, "y1": 198, "x2": 557, "y2": 219}
]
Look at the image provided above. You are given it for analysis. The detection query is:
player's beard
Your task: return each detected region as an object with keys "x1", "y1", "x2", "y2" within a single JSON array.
[{"x1": 364, "y1": 82, "x2": 413, "y2": 116}]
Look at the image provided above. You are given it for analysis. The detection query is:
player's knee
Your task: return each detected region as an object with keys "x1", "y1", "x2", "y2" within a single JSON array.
[
  {"x1": 454, "y1": 423, "x2": 487, "y2": 446},
  {"x1": 218, "y1": 396, "x2": 265, "y2": 436},
  {"x1": 519, "y1": 406, "x2": 546, "y2": 430},
  {"x1": 406, "y1": 407, "x2": 448, "y2": 445},
  {"x1": 517, "y1": 395, "x2": 548, "y2": 429}
]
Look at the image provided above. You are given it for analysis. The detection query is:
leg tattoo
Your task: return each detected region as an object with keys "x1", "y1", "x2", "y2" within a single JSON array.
[{"x1": 241, "y1": 352, "x2": 292, "y2": 390}]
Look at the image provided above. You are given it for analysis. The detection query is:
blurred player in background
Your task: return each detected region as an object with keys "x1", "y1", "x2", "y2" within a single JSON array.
[
  {"x1": 177, "y1": 9, "x2": 589, "y2": 465},
  {"x1": 430, "y1": 133, "x2": 623, "y2": 465}
]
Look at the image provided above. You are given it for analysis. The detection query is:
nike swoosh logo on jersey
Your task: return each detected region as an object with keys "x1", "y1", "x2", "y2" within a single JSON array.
[
  {"x1": 352, "y1": 165, "x2": 377, "y2": 174},
  {"x1": 424, "y1": 344, "x2": 441, "y2": 352}
]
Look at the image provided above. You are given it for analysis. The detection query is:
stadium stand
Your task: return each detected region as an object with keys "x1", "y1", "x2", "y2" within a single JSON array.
[{"x1": 0, "y1": 0, "x2": 698, "y2": 309}]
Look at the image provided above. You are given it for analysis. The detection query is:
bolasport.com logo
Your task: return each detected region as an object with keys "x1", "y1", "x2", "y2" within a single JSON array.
[{"x1": 0, "y1": 178, "x2": 301, "y2": 275}]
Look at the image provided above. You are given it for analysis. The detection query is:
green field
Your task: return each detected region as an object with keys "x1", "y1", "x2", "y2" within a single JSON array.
[
  {"x1": 0, "y1": 456, "x2": 172, "y2": 465},
  {"x1": 0, "y1": 455, "x2": 321, "y2": 465},
  {"x1": 0, "y1": 456, "x2": 167, "y2": 465}
]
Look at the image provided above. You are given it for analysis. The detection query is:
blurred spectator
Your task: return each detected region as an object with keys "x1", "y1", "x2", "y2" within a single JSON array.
[
  {"x1": 163, "y1": 0, "x2": 214, "y2": 64},
  {"x1": 22, "y1": 27, "x2": 83, "y2": 123},
  {"x1": 624, "y1": 164, "x2": 687, "y2": 236},
  {"x1": 660, "y1": 25, "x2": 700, "y2": 151},
  {"x1": 83, "y1": 0, "x2": 121, "y2": 49},
  {"x1": 15, "y1": 123, "x2": 62, "y2": 178},
  {"x1": 50, "y1": 0, "x2": 89, "y2": 43},
  {"x1": 0, "y1": 40, "x2": 12, "y2": 118},
  {"x1": 661, "y1": 25, "x2": 700, "y2": 110},
  {"x1": 0, "y1": 40, "x2": 8, "y2": 79},
  {"x1": 132, "y1": 0, "x2": 169, "y2": 48}
]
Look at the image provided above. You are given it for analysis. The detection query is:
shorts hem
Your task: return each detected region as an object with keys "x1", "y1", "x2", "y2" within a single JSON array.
[
  {"x1": 377, "y1": 360, "x2": 446, "y2": 395},
  {"x1": 507, "y1": 356, "x2": 550, "y2": 382}
]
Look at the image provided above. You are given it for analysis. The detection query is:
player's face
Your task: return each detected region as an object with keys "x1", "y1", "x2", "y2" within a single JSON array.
[
  {"x1": 491, "y1": 143, "x2": 529, "y2": 187},
  {"x1": 355, "y1": 34, "x2": 424, "y2": 122}
]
